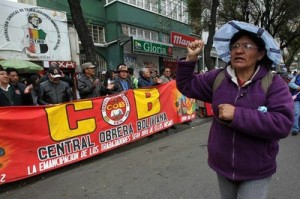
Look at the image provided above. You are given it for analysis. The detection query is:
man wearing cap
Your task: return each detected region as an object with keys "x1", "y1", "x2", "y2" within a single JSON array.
[
  {"x1": 77, "y1": 62, "x2": 103, "y2": 99},
  {"x1": 39, "y1": 63, "x2": 74, "y2": 88},
  {"x1": 38, "y1": 65, "x2": 72, "y2": 105},
  {"x1": 113, "y1": 64, "x2": 134, "y2": 92}
]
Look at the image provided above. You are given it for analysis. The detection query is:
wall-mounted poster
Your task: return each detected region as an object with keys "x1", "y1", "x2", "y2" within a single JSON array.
[{"x1": 0, "y1": 0, "x2": 71, "y2": 61}]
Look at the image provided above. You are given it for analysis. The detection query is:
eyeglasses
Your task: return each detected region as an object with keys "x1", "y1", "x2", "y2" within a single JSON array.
[{"x1": 230, "y1": 43, "x2": 258, "y2": 51}]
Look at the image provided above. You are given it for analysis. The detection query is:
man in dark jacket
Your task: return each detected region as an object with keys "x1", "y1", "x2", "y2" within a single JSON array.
[
  {"x1": 77, "y1": 62, "x2": 102, "y2": 99},
  {"x1": 39, "y1": 63, "x2": 74, "y2": 87},
  {"x1": 38, "y1": 66, "x2": 72, "y2": 105},
  {"x1": 0, "y1": 66, "x2": 33, "y2": 106},
  {"x1": 138, "y1": 67, "x2": 162, "y2": 88},
  {"x1": 6, "y1": 67, "x2": 33, "y2": 105},
  {"x1": 113, "y1": 64, "x2": 134, "y2": 92}
]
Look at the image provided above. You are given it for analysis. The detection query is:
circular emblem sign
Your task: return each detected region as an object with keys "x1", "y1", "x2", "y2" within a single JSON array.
[{"x1": 101, "y1": 94, "x2": 130, "y2": 126}]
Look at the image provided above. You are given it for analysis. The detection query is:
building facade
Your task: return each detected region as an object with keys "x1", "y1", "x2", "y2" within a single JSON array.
[{"x1": 35, "y1": 0, "x2": 194, "y2": 76}]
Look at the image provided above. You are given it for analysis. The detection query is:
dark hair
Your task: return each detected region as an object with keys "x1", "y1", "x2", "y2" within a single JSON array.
[
  {"x1": 6, "y1": 67, "x2": 18, "y2": 74},
  {"x1": 0, "y1": 64, "x2": 5, "y2": 71},
  {"x1": 161, "y1": 67, "x2": 170, "y2": 74},
  {"x1": 229, "y1": 30, "x2": 273, "y2": 68},
  {"x1": 28, "y1": 74, "x2": 40, "y2": 87},
  {"x1": 128, "y1": 67, "x2": 134, "y2": 75},
  {"x1": 105, "y1": 69, "x2": 115, "y2": 79},
  {"x1": 230, "y1": 30, "x2": 265, "y2": 51}
]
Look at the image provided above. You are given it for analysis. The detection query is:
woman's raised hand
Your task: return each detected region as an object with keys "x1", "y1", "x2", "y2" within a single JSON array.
[{"x1": 186, "y1": 40, "x2": 205, "y2": 61}]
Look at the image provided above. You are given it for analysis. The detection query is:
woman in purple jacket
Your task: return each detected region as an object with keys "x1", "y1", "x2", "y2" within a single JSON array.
[{"x1": 176, "y1": 21, "x2": 293, "y2": 199}]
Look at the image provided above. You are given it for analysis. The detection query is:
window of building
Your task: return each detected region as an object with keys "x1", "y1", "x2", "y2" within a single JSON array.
[
  {"x1": 88, "y1": 25, "x2": 105, "y2": 44},
  {"x1": 129, "y1": 0, "x2": 136, "y2": 5},
  {"x1": 122, "y1": 24, "x2": 159, "y2": 42},
  {"x1": 150, "y1": 0, "x2": 158, "y2": 13},
  {"x1": 166, "y1": 0, "x2": 172, "y2": 17},
  {"x1": 160, "y1": 0, "x2": 166, "y2": 15},
  {"x1": 122, "y1": 24, "x2": 129, "y2": 35},
  {"x1": 151, "y1": 31, "x2": 158, "y2": 41},
  {"x1": 181, "y1": 3, "x2": 188, "y2": 23},
  {"x1": 130, "y1": 27, "x2": 137, "y2": 35},
  {"x1": 110, "y1": 0, "x2": 187, "y2": 22},
  {"x1": 138, "y1": 29, "x2": 144, "y2": 38},
  {"x1": 144, "y1": 30, "x2": 151, "y2": 40},
  {"x1": 161, "y1": 33, "x2": 170, "y2": 43},
  {"x1": 177, "y1": 3, "x2": 182, "y2": 21},
  {"x1": 137, "y1": 0, "x2": 143, "y2": 7}
]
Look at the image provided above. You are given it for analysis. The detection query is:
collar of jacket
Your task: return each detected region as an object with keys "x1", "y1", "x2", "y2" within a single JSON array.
[{"x1": 225, "y1": 65, "x2": 269, "y2": 87}]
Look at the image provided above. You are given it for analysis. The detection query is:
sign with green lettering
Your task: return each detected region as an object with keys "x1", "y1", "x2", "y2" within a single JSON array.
[{"x1": 132, "y1": 38, "x2": 173, "y2": 57}]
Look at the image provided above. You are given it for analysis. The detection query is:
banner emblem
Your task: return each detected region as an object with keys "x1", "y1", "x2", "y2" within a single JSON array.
[{"x1": 101, "y1": 94, "x2": 130, "y2": 125}]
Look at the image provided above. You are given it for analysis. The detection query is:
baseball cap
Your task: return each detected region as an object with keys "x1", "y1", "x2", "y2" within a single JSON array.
[
  {"x1": 48, "y1": 66, "x2": 62, "y2": 78},
  {"x1": 118, "y1": 64, "x2": 128, "y2": 72},
  {"x1": 81, "y1": 62, "x2": 96, "y2": 70}
]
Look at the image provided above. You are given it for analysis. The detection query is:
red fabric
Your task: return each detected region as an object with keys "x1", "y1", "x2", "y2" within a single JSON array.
[{"x1": 0, "y1": 81, "x2": 196, "y2": 184}]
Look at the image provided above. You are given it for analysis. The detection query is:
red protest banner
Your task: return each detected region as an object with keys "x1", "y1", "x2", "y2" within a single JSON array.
[{"x1": 0, "y1": 81, "x2": 196, "y2": 184}]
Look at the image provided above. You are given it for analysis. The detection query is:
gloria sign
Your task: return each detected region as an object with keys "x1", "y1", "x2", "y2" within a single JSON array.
[
  {"x1": 0, "y1": 0, "x2": 71, "y2": 61},
  {"x1": 170, "y1": 32, "x2": 198, "y2": 48},
  {"x1": 0, "y1": 81, "x2": 196, "y2": 184},
  {"x1": 132, "y1": 38, "x2": 173, "y2": 57}
]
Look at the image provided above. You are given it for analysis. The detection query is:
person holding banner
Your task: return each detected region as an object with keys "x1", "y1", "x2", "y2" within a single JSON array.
[
  {"x1": 38, "y1": 66, "x2": 72, "y2": 105},
  {"x1": 138, "y1": 67, "x2": 162, "y2": 88},
  {"x1": 176, "y1": 21, "x2": 293, "y2": 199},
  {"x1": 113, "y1": 64, "x2": 134, "y2": 92},
  {"x1": 77, "y1": 62, "x2": 103, "y2": 99}
]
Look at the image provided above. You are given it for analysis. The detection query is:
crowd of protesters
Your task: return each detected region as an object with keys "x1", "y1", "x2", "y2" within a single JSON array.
[{"x1": 0, "y1": 62, "x2": 175, "y2": 106}]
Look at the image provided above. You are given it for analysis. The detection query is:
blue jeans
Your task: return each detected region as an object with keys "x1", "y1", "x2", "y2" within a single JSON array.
[
  {"x1": 292, "y1": 101, "x2": 300, "y2": 133},
  {"x1": 217, "y1": 174, "x2": 271, "y2": 199}
]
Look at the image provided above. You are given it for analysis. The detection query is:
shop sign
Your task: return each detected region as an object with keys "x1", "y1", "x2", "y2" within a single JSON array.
[
  {"x1": 171, "y1": 32, "x2": 198, "y2": 48},
  {"x1": 132, "y1": 38, "x2": 173, "y2": 57},
  {"x1": 49, "y1": 61, "x2": 76, "y2": 69},
  {"x1": 43, "y1": 61, "x2": 76, "y2": 69}
]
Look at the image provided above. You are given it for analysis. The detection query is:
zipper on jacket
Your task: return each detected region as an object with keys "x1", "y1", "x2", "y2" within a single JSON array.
[
  {"x1": 54, "y1": 84, "x2": 59, "y2": 104},
  {"x1": 231, "y1": 87, "x2": 241, "y2": 180},
  {"x1": 232, "y1": 131, "x2": 236, "y2": 180}
]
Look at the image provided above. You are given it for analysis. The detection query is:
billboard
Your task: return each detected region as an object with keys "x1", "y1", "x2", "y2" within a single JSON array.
[{"x1": 0, "y1": 0, "x2": 71, "y2": 61}]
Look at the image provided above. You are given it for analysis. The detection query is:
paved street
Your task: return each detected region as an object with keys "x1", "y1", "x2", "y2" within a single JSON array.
[{"x1": 1, "y1": 120, "x2": 300, "y2": 199}]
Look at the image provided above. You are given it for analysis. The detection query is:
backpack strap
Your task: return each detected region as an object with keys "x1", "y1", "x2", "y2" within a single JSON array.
[
  {"x1": 261, "y1": 71, "x2": 274, "y2": 94},
  {"x1": 213, "y1": 70, "x2": 225, "y2": 93},
  {"x1": 212, "y1": 70, "x2": 274, "y2": 94}
]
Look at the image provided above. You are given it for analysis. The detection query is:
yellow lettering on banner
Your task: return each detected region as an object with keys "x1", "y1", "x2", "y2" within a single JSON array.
[
  {"x1": 133, "y1": 88, "x2": 161, "y2": 119},
  {"x1": 45, "y1": 101, "x2": 96, "y2": 141},
  {"x1": 107, "y1": 102, "x2": 125, "y2": 110}
]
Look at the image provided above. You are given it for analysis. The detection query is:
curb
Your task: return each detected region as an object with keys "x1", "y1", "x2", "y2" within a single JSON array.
[{"x1": 122, "y1": 117, "x2": 213, "y2": 148}]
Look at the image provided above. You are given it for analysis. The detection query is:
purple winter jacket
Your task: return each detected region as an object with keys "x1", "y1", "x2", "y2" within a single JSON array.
[{"x1": 176, "y1": 60, "x2": 294, "y2": 181}]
